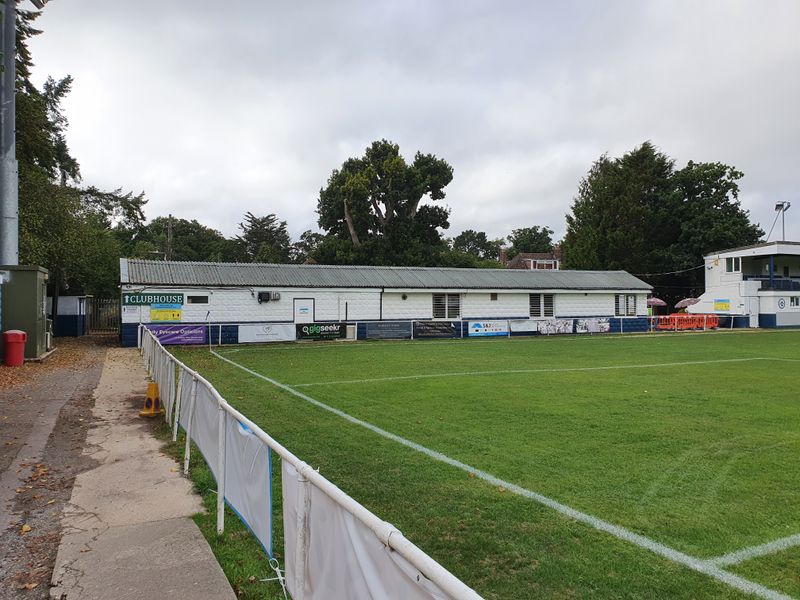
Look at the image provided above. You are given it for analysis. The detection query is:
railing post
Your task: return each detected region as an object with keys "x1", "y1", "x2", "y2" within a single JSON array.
[
  {"x1": 294, "y1": 469, "x2": 311, "y2": 600},
  {"x1": 216, "y1": 403, "x2": 226, "y2": 535},
  {"x1": 183, "y1": 378, "x2": 197, "y2": 475}
]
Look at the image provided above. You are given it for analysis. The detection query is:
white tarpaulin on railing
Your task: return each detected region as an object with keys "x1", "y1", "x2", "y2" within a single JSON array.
[
  {"x1": 224, "y1": 414, "x2": 273, "y2": 555},
  {"x1": 282, "y1": 462, "x2": 449, "y2": 600},
  {"x1": 191, "y1": 384, "x2": 221, "y2": 480},
  {"x1": 178, "y1": 367, "x2": 194, "y2": 428},
  {"x1": 161, "y1": 355, "x2": 176, "y2": 421}
]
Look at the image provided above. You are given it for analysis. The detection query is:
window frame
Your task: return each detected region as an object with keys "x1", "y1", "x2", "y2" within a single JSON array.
[
  {"x1": 616, "y1": 294, "x2": 636, "y2": 316},
  {"x1": 725, "y1": 257, "x2": 741, "y2": 273},
  {"x1": 529, "y1": 293, "x2": 554, "y2": 318},
  {"x1": 432, "y1": 293, "x2": 460, "y2": 319},
  {"x1": 187, "y1": 295, "x2": 209, "y2": 304}
]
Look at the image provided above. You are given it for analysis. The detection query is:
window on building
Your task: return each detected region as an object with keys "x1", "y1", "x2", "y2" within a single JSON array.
[
  {"x1": 791, "y1": 297, "x2": 799, "y2": 308},
  {"x1": 490, "y1": 293, "x2": 498, "y2": 301},
  {"x1": 530, "y1": 293, "x2": 554, "y2": 317},
  {"x1": 725, "y1": 257, "x2": 741, "y2": 273},
  {"x1": 432, "y1": 293, "x2": 460, "y2": 319},
  {"x1": 615, "y1": 294, "x2": 636, "y2": 316},
  {"x1": 187, "y1": 295, "x2": 209, "y2": 304}
]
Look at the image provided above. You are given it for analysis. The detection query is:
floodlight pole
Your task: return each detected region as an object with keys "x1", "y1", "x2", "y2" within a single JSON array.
[
  {"x1": 0, "y1": 0, "x2": 19, "y2": 265},
  {"x1": 0, "y1": 0, "x2": 49, "y2": 265}
]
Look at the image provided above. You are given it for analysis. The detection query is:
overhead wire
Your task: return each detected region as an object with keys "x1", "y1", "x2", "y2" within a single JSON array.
[{"x1": 634, "y1": 264, "x2": 705, "y2": 277}]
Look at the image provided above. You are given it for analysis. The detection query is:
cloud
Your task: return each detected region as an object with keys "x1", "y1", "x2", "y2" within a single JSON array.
[{"x1": 28, "y1": 0, "x2": 800, "y2": 243}]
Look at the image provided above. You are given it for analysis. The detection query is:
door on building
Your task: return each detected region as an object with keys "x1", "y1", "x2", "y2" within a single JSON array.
[{"x1": 293, "y1": 298, "x2": 315, "y2": 323}]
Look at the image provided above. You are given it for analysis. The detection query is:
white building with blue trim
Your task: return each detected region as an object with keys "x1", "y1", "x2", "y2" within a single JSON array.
[
  {"x1": 688, "y1": 241, "x2": 800, "y2": 328},
  {"x1": 119, "y1": 258, "x2": 652, "y2": 346}
]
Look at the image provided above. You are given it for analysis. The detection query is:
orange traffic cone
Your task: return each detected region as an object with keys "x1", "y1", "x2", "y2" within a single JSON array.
[{"x1": 140, "y1": 382, "x2": 165, "y2": 418}]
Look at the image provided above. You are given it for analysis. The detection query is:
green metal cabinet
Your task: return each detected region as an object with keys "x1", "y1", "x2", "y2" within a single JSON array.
[{"x1": 0, "y1": 265, "x2": 49, "y2": 359}]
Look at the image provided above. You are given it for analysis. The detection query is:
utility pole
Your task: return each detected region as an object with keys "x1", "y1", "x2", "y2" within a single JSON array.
[
  {"x1": 0, "y1": 0, "x2": 19, "y2": 265},
  {"x1": 166, "y1": 214, "x2": 174, "y2": 260}
]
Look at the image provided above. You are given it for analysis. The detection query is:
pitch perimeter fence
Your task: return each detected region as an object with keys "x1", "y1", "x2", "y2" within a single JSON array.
[
  {"x1": 139, "y1": 325, "x2": 482, "y2": 600},
  {"x1": 139, "y1": 314, "x2": 739, "y2": 349}
]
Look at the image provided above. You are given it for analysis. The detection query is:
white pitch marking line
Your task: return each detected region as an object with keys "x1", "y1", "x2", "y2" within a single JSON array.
[
  {"x1": 211, "y1": 350, "x2": 794, "y2": 600},
  {"x1": 292, "y1": 357, "x2": 797, "y2": 388},
  {"x1": 709, "y1": 534, "x2": 800, "y2": 567}
]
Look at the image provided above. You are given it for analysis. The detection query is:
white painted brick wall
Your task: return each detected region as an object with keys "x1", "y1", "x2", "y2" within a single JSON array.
[
  {"x1": 121, "y1": 286, "x2": 648, "y2": 323},
  {"x1": 121, "y1": 287, "x2": 381, "y2": 323},
  {"x1": 463, "y1": 293, "x2": 529, "y2": 318},
  {"x1": 383, "y1": 292, "x2": 433, "y2": 319}
]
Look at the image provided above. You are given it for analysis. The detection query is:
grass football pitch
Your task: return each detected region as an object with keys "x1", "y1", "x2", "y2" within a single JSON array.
[{"x1": 174, "y1": 329, "x2": 800, "y2": 599}]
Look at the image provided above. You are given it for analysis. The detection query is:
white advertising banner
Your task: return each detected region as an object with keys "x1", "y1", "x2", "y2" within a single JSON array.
[
  {"x1": 466, "y1": 320, "x2": 509, "y2": 337},
  {"x1": 509, "y1": 319, "x2": 539, "y2": 333},
  {"x1": 537, "y1": 319, "x2": 574, "y2": 335},
  {"x1": 575, "y1": 318, "x2": 611, "y2": 334},
  {"x1": 283, "y1": 462, "x2": 449, "y2": 600},
  {"x1": 238, "y1": 323, "x2": 296, "y2": 343},
  {"x1": 191, "y1": 384, "x2": 221, "y2": 480},
  {"x1": 224, "y1": 414, "x2": 272, "y2": 555}
]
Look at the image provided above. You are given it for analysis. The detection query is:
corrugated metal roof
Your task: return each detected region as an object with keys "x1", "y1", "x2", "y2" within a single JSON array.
[{"x1": 120, "y1": 258, "x2": 652, "y2": 291}]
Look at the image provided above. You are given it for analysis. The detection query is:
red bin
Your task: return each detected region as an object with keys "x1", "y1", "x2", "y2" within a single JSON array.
[{"x1": 3, "y1": 330, "x2": 27, "y2": 367}]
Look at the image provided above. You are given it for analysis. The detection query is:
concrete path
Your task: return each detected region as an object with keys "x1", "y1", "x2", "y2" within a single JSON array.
[{"x1": 49, "y1": 348, "x2": 235, "y2": 600}]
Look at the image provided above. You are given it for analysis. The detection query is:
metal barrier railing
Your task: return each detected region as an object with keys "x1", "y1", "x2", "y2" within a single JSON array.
[{"x1": 139, "y1": 325, "x2": 482, "y2": 600}]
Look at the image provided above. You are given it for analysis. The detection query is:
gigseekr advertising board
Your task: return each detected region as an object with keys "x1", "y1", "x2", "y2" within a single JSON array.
[{"x1": 296, "y1": 323, "x2": 346, "y2": 341}]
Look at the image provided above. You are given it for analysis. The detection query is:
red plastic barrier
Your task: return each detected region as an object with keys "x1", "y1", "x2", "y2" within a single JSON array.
[{"x1": 655, "y1": 314, "x2": 718, "y2": 331}]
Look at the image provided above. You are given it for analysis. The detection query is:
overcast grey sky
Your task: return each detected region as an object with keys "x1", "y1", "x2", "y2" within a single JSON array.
[{"x1": 28, "y1": 0, "x2": 800, "y2": 243}]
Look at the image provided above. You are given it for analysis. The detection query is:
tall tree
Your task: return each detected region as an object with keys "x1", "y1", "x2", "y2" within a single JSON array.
[
  {"x1": 507, "y1": 226, "x2": 554, "y2": 258},
  {"x1": 290, "y1": 230, "x2": 325, "y2": 263},
  {"x1": 15, "y1": 9, "x2": 148, "y2": 305},
  {"x1": 562, "y1": 142, "x2": 762, "y2": 301},
  {"x1": 120, "y1": 216, "x2": 229, "y2": 262},
  {"x1": 230, "y1": 212, "x2": 292, "y2": 263},
  {"x1": 452, "y1": 229, "x2": 503, "y2": 261},
  {"x1": 316, "y1": 139, "x2": 454, "y2": 265}
]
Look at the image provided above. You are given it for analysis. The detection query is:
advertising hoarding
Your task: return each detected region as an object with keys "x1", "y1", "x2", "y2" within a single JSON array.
[
  {"x1": 413, "y1": 321, "x2": 457, "y2": 338},
  {"x1": 146, "y1": 324, "x2": 206, "y2": 345},
  {"x1": 575, "y1": 318, "x2": 611, "y2": 334},
  {"x1": 239, "y1": 323, "x2": 297, "y2": 343},
  {"x1": 467, "y1": 321, "x2": 509, "y2": 337},
  {"x1": 296, "y1": 323, "x2": 346, "y2": 341},
  {"x1": 365, "y1": 322, "x2": 413, "y2": 340}
]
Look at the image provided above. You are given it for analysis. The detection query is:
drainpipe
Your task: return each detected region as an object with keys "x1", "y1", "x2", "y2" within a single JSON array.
[{"x1": 379, "y1": 287, "x2": 384, "y2": 321}]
